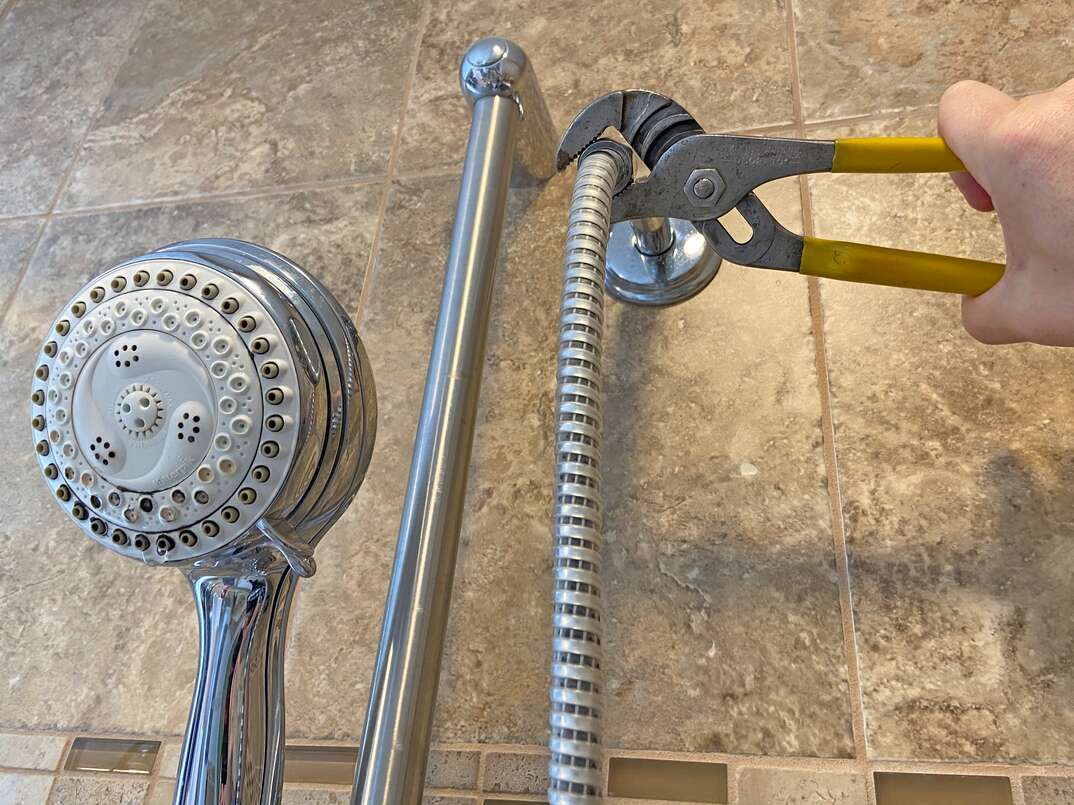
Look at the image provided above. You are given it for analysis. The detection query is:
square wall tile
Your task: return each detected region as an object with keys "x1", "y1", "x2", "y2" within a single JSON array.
[
  {"x1": 795, "y1": 0, "x2": 1074, "y2": 121},
  {"x1": 398, "y1": 0, "x2": 795, "y2": 173},
  {"x1": 0, "y1": 0, "x2": 144, "y2": 216},
  {"x1": 483, "y1": 751, "x2": 548, "y2": 795},
  {"x1": 145, "y1": 780, "x2": 176, "y2": 805},
  {"x1": 812, "y1": 114, "x2": 1074, "y2": 762},
  {"x1": 0, "y1": 771, "x2": 53, "y2": 804},
  {"x1": 737, "y1": 767, "x2": 867, "y2": 804},
  {"x1": 288, "y1": 170, "x2": 853, "y2": 758},
  {"x1": 0, "y1": 733, "x2": 67, "y2": 771},
  {"x1": 1023, "y1": 777, "x2": 1074, "y2": 805},
  {"x1": 60, "y1": 0, "x2": 421, "y2": 209},
  {"x1": 47, "y1": 774, "x2": 149, "y2": 805}
]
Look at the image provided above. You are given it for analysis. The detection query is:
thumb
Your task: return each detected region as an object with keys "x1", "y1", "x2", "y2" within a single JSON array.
[{"x1": 938, "y1": 81, "x2": 1016, "y2": 203}]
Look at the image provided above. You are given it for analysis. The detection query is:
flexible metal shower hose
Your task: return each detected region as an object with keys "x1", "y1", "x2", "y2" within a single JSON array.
[{"x1": 549, "y1": 149, "x2": 620, "y2": 805}]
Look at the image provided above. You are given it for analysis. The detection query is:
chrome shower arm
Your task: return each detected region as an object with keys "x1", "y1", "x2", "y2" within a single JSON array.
[
  {"x1": 176, "y1": 540, "x2": 296, "y2": 805},
  {"x1": 352, "y1": 37, "x2": 555, "y2": 805}
]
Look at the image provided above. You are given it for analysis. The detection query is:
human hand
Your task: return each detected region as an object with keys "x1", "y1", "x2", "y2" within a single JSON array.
[{"x1": 939, "y1": 79, "x2": 1074, "y2": 345}]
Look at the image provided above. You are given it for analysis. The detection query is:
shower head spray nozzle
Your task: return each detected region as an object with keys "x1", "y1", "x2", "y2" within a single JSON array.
[
  {"x1": 30, "y1": 238, "x2": 376, "y2": 804},
  {"x1": 31, "y1": 238, "x2": 375, "y2": 569}
]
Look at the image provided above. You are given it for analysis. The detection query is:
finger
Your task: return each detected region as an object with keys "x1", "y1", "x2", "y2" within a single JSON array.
[
  {"x1": 938, "y1": 80, "x2": 1017, "y2": 182},
  {"x1": 961, "y1": 286, "x2": 1018, "y2": 344},
  {"x1": 949, "y1": 171, "x2": 994, "y2": 211}
]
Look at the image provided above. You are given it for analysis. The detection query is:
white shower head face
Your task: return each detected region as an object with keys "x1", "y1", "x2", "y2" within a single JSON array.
[{"x1": 32, "y1": 258, "x2": 304, "y2": 563}]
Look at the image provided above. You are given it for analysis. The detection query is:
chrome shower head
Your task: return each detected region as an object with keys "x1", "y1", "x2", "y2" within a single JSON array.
[
  {"x1": 30, "y1": 238, "x2": 375, "y2": 804},
  {"x1": 31, "y1": 238, "x2": 374, "y2": 567}
]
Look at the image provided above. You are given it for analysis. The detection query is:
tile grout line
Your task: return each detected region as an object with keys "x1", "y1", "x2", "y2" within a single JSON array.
[
  {"x1": 783, "y1": 0, "x2": 873, "y2": 802},
  {"x1": 799, "y1": 174, "x2": 874, "y2": 801},
  {"x1": 47, "y1": 173, "x2": 393, "y2": 221},
  {"x1": 797, "y1": 84, "x2": 1049, "y2": 132},
  {"x1": 783, "y1": 0, "x2": 804, "y2": 130},
  {"x1": 0, "y1": 0, "x2": 153, "y2": 330},
  {"x1": 352, "y1": 0, "x2": 432, "y2": 327},
  {"x1": 806, "y1": 265, "x2": 876, "y2": 804}
]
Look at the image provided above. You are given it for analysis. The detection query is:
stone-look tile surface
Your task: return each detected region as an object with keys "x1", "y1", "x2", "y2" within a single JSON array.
[
  {"x1": 0, "y1": 771, "x2": 53, "y2": 803},
  {"x1": 422, "y1": 798, "x2": 476, "y2": 805},
  {"x1": 47, "y1": 774, "x2": 149, "y2": 805},
  {"x1": 811, "y1": 114, "x2": 1074, "y2": 761},
  {"x1": 794, "y1": 1, "x2": 1074, "y2": 121},
  {"x1": 483, "y1": 751, "x2": 548, "y2": 795},
  {"x1": 0, "y1": 733, "x2": 67, "y2": 770},
  {"x1": 1023, "y1": 777, "x2": 1074, "y2": 805},
  {"x1": 602, "y1": 179, "x2": 851, "y2": 755},
  {"x1": 0, "y1": 187, "x2": 379, "y2": 735},
  {"x1": 738, "y1": 767, "x2": 867, "y2": 804},
  {"x1": 60, "y1": 0, "x2": 420, "y2": 209},
  {"x1": 397, "y1": 0, "x2": 794, "y2": 173},
  {"x1": 288, "y1": 170, "x2": 852, "y2": 757},
  {"x1": 425, "y1": 749, "x2": 480, "y2": 790},
  {"x1": 145, "y1": 780, "x2": 176, "y2": 805},
  {"x1": 0, "y1": 219, "x2": 43, "y2": 314},
  {"x1": 0, "y1": 0, "x2": 144, "y2": 217}
]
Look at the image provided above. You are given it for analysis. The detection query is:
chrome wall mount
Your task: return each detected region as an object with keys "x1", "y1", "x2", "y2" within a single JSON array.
[
  {"x1": 31, "y1": 239, "x2": 376, "y2": 805},
  {"x1": 606, "y1": 216, "x2": 721, "y2": 306}
]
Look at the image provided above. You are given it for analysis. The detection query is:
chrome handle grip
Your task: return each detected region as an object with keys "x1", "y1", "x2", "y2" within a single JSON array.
[{"x1": 175, "y1": 543, "x2": 296, "y2": 805}]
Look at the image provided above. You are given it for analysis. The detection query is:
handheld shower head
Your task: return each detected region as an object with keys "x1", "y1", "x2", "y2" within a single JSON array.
[{"x1": 30, "y1": 238, "x2": 376, "y2": 804}]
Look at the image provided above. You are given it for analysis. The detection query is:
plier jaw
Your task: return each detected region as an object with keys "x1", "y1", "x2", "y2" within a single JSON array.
[{"x1": 555, "y1": 89, "x2": 705, "y2": 173}]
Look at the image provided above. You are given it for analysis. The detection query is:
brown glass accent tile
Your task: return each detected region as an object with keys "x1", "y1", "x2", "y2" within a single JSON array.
[
  {"x1": 874, "y1": 772, "x2": 1012, "y2": 805},
  {"x1": 283, "y1": 745, "x2": 358, "y2": 786},
  {"x1": 63, "y1": 737, "x2": 159, "y2": 775},
  {"x1": 608, "y1": 757, "x2": 728, "y2": 803}
]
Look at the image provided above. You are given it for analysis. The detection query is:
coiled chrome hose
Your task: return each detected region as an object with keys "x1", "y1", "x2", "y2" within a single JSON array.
[{"x1": 549, "y1": 146, "x2": 626, "y2": 805}]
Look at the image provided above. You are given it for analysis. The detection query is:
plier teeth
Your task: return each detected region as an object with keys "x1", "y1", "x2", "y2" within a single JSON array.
[{"x1": 555, "y1": 90, "x2": 702, "y2": 172}]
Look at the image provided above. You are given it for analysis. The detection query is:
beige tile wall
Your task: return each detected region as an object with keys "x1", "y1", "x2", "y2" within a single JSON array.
[{"x1": 2, "y1": 0, "x2": 1073, "y2": 803}]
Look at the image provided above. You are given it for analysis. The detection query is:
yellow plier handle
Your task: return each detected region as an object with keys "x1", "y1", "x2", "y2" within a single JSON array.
[
  {"x1": 831, "y1": 137, "x2": 966, "y2": 173},
  {"x1": 800, "y1": 237, "x2": 1004, "y2": 296},
  {"x1": 803, "y1": 137, "x2": 1004, "y2": 295}
]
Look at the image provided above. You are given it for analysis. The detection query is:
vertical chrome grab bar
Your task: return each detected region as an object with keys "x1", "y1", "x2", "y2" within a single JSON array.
[{"x1": 351, "y1": 38, "x2": 555, "y2": 805}]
